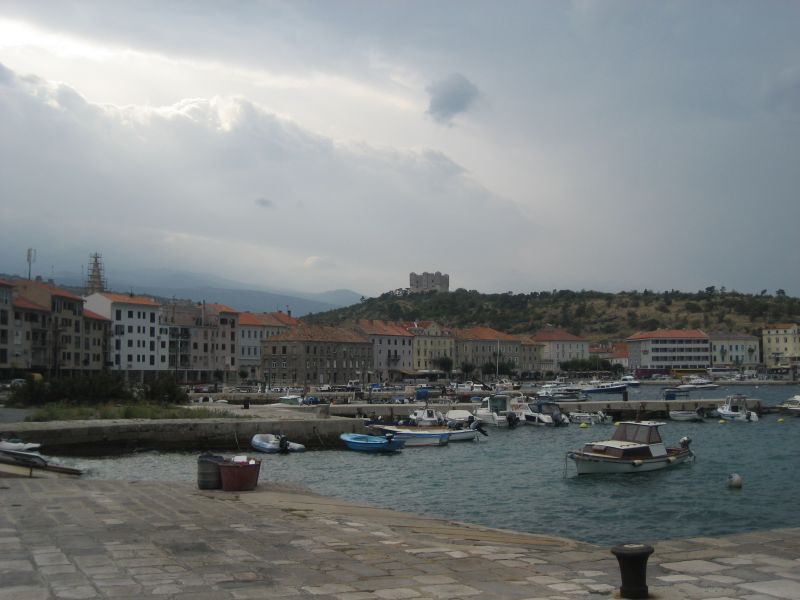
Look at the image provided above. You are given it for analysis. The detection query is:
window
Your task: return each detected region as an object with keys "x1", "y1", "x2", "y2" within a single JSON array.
[
  {"x1": 115, "y1": 309, "x2": 121, "y2": 320},
  {"x1": 128, "y1": 310, "x2": 133, "y2": 318},
  {"x1": 128, "y1": 340, "x2": 133, "y2": 347}
]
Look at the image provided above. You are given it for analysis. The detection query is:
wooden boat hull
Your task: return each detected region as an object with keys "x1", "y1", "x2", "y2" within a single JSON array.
[{"x1": 567, "y1": 448, "x2": 693, "y2": 474}]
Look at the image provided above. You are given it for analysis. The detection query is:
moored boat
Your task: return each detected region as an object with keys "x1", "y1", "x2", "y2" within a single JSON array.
[
  {"x1": 251, "y1": 433, "x2": 306, "y2": 454},
  {"x1": 367, "y1": 425, "x2": 450, "y2": 446},
  {"x1": 522, "y1": 399, "x2": 569, "y2": 426},
  {"x1": 568, "y1": 410, "x2": 612, "y2": 425},
  {"x1": 340, "y1": 433, "x2": 405, "y2": 453},
  {"x1": 717, "y1": 394, "x2": 759, "y2": 422},
  {"x1": 777, "y1": 395, "x2": 800, "y2": 416},
  {"x1": 567, "y1": 421, "x2": 693, "y2": 474},
  {"x1": 475, "y1": 394, "x2": 524, "y2": 427},
  {"x1": 668, "y1": 408, "x2": 706, "y2": 422},
  {"x1": 581, "y1": 380, "x2": 627, "y2": 394},
  {"x1": 0, "y1": 438, "x2": 41, "y2": 452},
  {"x1": 408, "y1": 407, "x2": 446, "y2": 427},
  {"x1": 0, "y1": 449, "x2": 83, "y2": 478}
]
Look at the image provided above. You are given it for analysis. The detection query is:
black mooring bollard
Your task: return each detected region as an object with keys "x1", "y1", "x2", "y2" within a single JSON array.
[
  {"x1": 242, "y1": 400, "x2": 250, "y2": 410},
  {"x1": 611, "y1": 543, "x2": 654, "y2": 599}
]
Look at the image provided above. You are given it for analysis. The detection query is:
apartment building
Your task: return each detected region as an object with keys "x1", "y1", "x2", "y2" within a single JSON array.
[
  {"x1": 708, "y1": 331, "x2": 760, "y2": 368},
  {"x1": 402, "y1": 321, "x2": 455, "y2": 375},
  {"x1": 453, "y1": 326, "x2": 520, "y2": 379},
  {"x1": 529, "y1": 328, "x2": 589, "y2": 373},
  {"x1": 627, "y1": 329, "x2": 710, "y2": 376},
  {"x1": 238, "y1": 311, "x2": 300, "y2": 380},
  {"x1": 14, "y1": 279, "x2": 89, "y2": 375},
  {"x1": 85, "y1": 292, "x2": 167, "y2": 380},
  {"x1": 515, "y1": 335, "x2": 544, "y2": 377},
  {"x1": 762, "y1": 323, "x2": 800, "y2": 368},
  {"x1": 350, "y1": 319, "x2": 413, "y2": 382},
  {"x1": 0, "y1": 279, "x2": 13, "y2": 371},
  {"x1": 261, "y1": 324, "x2": 371, "y2": 388}
]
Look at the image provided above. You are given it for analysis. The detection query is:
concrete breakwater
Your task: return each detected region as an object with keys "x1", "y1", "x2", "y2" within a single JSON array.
[{"x1": 3, "y1": 409, "x2": 366, "y2": 454}]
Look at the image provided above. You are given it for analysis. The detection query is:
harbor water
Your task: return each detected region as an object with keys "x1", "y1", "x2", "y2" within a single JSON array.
[{"x1": 75, "y1": 384, "x2": 799, "y2": 546}]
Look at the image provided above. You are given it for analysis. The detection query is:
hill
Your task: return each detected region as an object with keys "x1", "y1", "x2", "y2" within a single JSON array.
[{"x1": 303, "y1": 287, "x2": 800, "y2": 341}]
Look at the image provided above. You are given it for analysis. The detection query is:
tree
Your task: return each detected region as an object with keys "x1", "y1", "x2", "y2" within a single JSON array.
[
  {"x1": 238, "y1": 369, "x2": 248, "y2": 381},
  {"x1": 460, "y1": 362, "x2": 475, "y2": 380},
  {"x1": 433, "y1": 356, "x2": 453, "y2": 374}
]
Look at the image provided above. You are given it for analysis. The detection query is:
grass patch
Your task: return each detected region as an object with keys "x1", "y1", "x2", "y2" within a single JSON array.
[{"x1": 25, "y1": 402, "x2": 245, "y2": 422}]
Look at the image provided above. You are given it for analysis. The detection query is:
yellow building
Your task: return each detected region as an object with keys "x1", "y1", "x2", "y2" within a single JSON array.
[{"x1": 762, "y1": 323, "x2": 800, "y2": 367}]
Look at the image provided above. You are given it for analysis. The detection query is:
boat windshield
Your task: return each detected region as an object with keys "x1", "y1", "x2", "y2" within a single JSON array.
[
  {"x1": 611, "y1": 423, "x2": 662, "y2": 444},
  {"x1": 489, "y1": 395, "x2": 509, "y2": 413}
]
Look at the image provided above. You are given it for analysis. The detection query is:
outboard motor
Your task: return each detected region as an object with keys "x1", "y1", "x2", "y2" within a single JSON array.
[
  {"x1": 278, "y1": 435, "x2": 290, "y2": 454},
  {"x1": 679, "y1": 436, "x2": 692, "y2": 450},
  {"x1": 473, "y1": 421, "x2": 489, "y2": 436},
  {"x1": 506, "y1": 412, "x2": 520, "y2": 429}
]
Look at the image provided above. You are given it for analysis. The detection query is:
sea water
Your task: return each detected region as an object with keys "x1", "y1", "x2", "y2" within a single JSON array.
[{"x1": 76, "y1": 384, "x2": 799, "y2": 545}]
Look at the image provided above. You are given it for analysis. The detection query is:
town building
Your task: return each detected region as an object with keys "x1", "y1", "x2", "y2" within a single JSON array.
[
  {"x1": 529, "y1": 328, "x2": 589, "y2": 373},
  {"x1": 84, "y1": 292, "x2": 167, "y2": 381},
  {"x1": 260, "y1": 324, "x2": 371, "y2": 388},
  {"x1": 515, "y1": 335, "x2": 544, "y2": 378},
  {"x1": 409, "y1": 271, "x2": 449, "y2": 293},
  {"x1": 14, "y1": 279, "x2": 89, "y2": 376},
  {"x1": 707, "y1": 331, "x2": 760, "y2": 368},
  {"x1": 402, "y1": 321, "x2": 455, "y2": 376},
  {"x1": 626, "y1": 329, "x2": 710, "y2": 377},
  {"x1": 761, "y1": 323, "x2": 800, "y2": 368},
  {"x1": 238, "y1": 311, "x2": 299, "y2": 380},
  {"x1": 350, "y1": 319, "x2": 413, "y2": 382},
  {"x1": 0, "y1": 279, "x2": 14, "y2": 372},
  {"x1": 452, "y1": 326, "x2": 520, "y2": 380}
]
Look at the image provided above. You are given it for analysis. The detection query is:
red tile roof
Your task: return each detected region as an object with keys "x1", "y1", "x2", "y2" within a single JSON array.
[
  {"x1": 238, "y1": 312, "x2": 298, "y2": 327},
  {"x1": 12, "y1": 296, "x2": 50, "y2": 312},
  {"x1": 17, "y1": 280, "x2": 83, "y2": 301},
  {"x1": 352, "y1": 319, "x2": 413, "y2": 337},
  {"x1": 207, "y1": 303, "x2": 239, "y2": 314},
  {"x1": 271, "y1": 311, "x2": 298, "y2": 325},
  {"x1": 0, "y1": 278, "x2": 13, "y2": 287},
  {"x1": 83, "y1": 309, "x2": 110, "y2": 321},
  {"x1": 454, "y1": 326, "x2": 518, "y2": 342},
  {"x1": 627, "y1": 329, "x2": 708, "y2": 341},
  {"x1": 610, "y1": 343, "x2": 629, "y2": 359},
  {"x1": 101, "y1": 292, "x2": 160, "y2": 307},
  {"x1": 531, "y1": 328, "x2": 586, "y2": 342},
  {"x1": 764, "y1": 323, "x2": 798, "y2": 330},
  {"x1": 266, "y1": 324, "x2": 369, "y2": 344},
  {"x1": 238, "y1": 312, "x2": 265, "y2": 326}
]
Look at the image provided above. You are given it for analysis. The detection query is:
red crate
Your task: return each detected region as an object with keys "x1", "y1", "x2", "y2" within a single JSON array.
[{"x1": 219, "y1": 460, "x2": 261, "y2": 491}]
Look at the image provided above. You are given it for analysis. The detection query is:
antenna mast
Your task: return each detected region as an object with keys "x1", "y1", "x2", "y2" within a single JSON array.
[{"x1": 26, "y1": 248, "x2": 37, "y2": 280}]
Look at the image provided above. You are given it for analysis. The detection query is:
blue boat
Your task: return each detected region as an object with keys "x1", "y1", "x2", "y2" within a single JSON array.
[{"x1": 340, "y1": 433, "x2": 405, "y2": 453}]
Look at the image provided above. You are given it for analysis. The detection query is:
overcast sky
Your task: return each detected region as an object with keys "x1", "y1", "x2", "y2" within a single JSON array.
[{"x1": 1, "y1": 1, "x2": 799, "y2": 297}]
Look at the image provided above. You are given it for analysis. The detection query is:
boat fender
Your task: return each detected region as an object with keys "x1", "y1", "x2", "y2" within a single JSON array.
[
  {"x1": 579, "y1": 423, "x2": 589, "y2": 429},
  {"x1": 632, "y1": 460, "x2": 643, "y2": 467},
  {"x1": 728, "y1": 473, "x2": 743, "y2": 489},
  {"x1": 667, "y1": 456, "x2": 676, "y2": 463}
]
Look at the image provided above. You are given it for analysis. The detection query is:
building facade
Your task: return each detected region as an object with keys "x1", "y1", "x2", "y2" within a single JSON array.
[
  {"x1": 627, "y1": 329, "x2": 711, "y2": 375},
  {"x1": 261, "y1": 325, "x2": 372, "y2": 388},
  {"x1": 529, "y1": 328, "x2": 589, "y2": 373},
  {"x1": 0, "y1": 279, "x2": 12, "y2": 372},
  {"x1": 761, "y1": 323, "x2": 800, "y2": 368},
  {"x1": 708, "y1": 331, "x2": 760, "y2": 368},
  {"x1": 350, "y1": 320, "x2": 413, "y2": 382},
  {"x1": 409, "y1": 271, "x2": 450, "y2": 293},
  {"x1": 238, "y1": 311, "x2": 299, "y2": 380},
  {"x1": 84, "y1": 292, "x2": 167, "y2": 380},
  {"x1": 402, "y1": 321, "x2": 455, "y2": 375},
  {"x1": 453, "y1": 326, "x2": 520, "y2": 379}
]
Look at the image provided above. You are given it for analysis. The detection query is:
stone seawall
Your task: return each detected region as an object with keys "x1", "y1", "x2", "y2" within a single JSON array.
[{"x1": 3, "y1": 415, "x2": 366, "y2": 454}]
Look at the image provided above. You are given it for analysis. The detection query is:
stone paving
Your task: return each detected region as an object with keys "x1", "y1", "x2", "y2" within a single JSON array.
[{"x1": 1, "y1": 478, "x2": 799, "y2": 599}]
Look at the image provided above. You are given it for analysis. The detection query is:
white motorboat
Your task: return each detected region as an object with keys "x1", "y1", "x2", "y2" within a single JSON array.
[
  {"x1": 777, "y1": 395, "x2": 800, "y2": 416},
  {"x1": 368, "y1": 425, "x2": 450, "y2": 446},
  {"x1": 475, "y1": 394, "x2": 525, "y2": 427},
  {"x1": 408, "y1": 407, "x2": 445, "y2": 427},
  {"x1": 522, "y1": 399, "x2": 569, "y2": 426},
  {"x1": 444, "y1": 409, "x2": 475, "y2": 426},
  {"x1": 251, "y1": 434, "x2": 306, "y2": 453},
  {"x1": 567, "y1": 421, "x2": 694, "y2": 475},
  {"x1": 717, "y1": 394, "x2": 759, "y2": 422},
  {"x1": 668, "y1": 408, "x2": 706, "y2": 422},
  {"x1": 0, "y1": 438, "x2": 41, "y2": 452},
  {"x1": 568, "y1": 410, "x2": 612, "y2": 425},
  {"x1": 620, "y1": 375, "x2": 641, "y2": 386}
]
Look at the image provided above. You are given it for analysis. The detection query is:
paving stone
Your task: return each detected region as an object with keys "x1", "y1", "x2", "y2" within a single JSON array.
[
  {"x1": 373, "y1": 589, "x2": 421, "y2": 599},
  {"x1": 661, "y1": 559, "x2": 732, "y2": 574},
  {"x1": 738, "y1": 579, "x2": 800, "y2": 599}
]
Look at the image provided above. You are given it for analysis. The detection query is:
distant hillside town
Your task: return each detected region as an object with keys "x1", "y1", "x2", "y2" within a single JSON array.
[{"x1": 2, "y1": 265, "x2": 798, "y2": 386}]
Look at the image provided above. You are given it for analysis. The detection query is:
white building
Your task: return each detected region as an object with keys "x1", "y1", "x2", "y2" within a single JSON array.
[
  {"x1": 84, "y1": 292, "x2": 169, "y2": 380},
  {"x1": 351, "y1": 319, "x2": 414, "y2": 382},
  {"x1": 708, "y1": 331, "x2": 760, "y2": 368},
  {"x1": 626, "y1": 329, "x2": 710, "y2": 376}
]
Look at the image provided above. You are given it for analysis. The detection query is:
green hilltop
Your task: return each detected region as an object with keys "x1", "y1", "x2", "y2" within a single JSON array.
[{"x1": 302, "y1": 287, "x2": 800, "y2": 341}]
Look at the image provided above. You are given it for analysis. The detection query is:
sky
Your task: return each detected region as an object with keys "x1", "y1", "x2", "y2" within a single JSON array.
[{"x1": 1, "y1": 1, "x2": 799, "y2": 298}]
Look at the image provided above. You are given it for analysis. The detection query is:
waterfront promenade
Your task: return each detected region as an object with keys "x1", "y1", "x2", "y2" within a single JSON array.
[{"x1": 2, "y1": 477, "x2": 799, "y2": 599}]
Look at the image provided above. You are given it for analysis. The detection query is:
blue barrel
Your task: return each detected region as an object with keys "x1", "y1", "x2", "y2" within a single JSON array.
[{"x1": 415, "y1": 388, "x2": 429, "y2": 401}]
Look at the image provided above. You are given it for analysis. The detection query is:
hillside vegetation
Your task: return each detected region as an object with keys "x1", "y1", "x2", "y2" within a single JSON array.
[{"x1": 303, "y1": 287, "x2": 800, "y2": 341}]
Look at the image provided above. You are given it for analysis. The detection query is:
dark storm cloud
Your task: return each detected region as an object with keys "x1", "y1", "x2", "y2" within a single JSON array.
[{"x1": 426, "y1": 73, "x2": 480, "y2": 125}]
